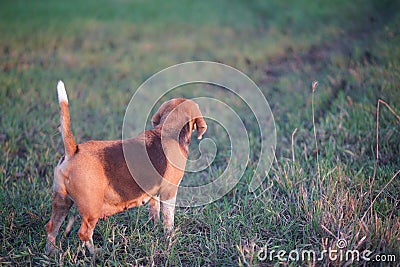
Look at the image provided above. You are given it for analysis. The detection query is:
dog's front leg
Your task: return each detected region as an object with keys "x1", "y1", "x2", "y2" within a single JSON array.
[
  {"x1": 149, "y1": 196, "x2": 160, "y2": 222},
  {"x1": 161, "y1": 195, "x2": 176, "y2": 232}
]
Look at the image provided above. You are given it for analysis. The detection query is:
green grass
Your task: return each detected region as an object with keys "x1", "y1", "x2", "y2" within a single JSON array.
[{"x1": 1, "y1": 0, "x2": 400, "y2": 265}]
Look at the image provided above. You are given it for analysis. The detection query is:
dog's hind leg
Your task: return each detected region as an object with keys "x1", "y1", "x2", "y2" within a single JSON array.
[
  {"x1": 46, "y1": 192, "x2": 73, "y2": 254},
  {"x1": 64, "y1": 214, "x2": 78, "y2": 236},
  {"x1": 78, "y1": 216, "x2": 99, "y2": 254}
]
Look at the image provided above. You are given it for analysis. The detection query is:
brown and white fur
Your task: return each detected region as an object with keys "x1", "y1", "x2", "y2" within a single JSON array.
[{"x1": 46, "y1": 81, "x2": 207, "y2": 254}]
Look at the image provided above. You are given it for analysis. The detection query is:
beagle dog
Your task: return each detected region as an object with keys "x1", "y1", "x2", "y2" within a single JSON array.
[{"x1": 46, "y1": 81, "x2": 207, "y2": 254}]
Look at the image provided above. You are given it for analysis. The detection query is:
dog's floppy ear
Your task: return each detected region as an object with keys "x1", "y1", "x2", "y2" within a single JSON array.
[
  {"x1": 194, "y1": 116, "x2": 207, "y2": 139},
  {"x1": 191, "y1": 102, "x2": 207, "y2": 139}
]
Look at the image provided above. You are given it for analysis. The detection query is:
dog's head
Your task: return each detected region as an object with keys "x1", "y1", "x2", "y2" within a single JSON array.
[{"x1": 151, "y1": 98, "x2": 207, "y2": 140}]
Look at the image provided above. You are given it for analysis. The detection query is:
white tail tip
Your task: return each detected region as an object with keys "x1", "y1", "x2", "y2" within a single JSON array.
[{"x1": 57, "y1": 80, "x2": 68, "y2": 104}]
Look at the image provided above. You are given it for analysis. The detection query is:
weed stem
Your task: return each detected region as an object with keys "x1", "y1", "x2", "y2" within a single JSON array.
[{"x1": 311, "y1": 81, "x2": 321, "y2": 180}]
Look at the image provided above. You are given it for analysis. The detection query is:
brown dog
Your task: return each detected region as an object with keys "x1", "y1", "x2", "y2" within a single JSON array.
[{"x1": 46, "y1": 81, "x2": 207, "y2": 254}]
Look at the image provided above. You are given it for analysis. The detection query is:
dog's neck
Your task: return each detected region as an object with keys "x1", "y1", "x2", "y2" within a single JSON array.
[{"x1": 153, "y1": 123, "x2": 192, "y2": 158}]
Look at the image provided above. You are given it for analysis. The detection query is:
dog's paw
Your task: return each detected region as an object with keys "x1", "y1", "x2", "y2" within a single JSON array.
[
  {"x1": 45, "y1": 242, "x2": 60, "y2": 255},
  {"x1": 84, "y1": 239, "x2": 102, "y2": 255}
]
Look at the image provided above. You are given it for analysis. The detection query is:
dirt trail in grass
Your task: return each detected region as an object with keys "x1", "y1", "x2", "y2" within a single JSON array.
[
  {"x1": 270, "y1": 21, "x2": 396, "y2": 110},
  {"x1": 255, "y1": 11, "x2": 399, "y2": 166},
  {"x1": 261, "y1": 29, "x2": 375, "y2": 120}
]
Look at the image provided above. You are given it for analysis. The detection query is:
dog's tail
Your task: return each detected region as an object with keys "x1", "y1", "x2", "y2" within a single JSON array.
[{"x1": 57, "y1": 80, "x2": 77, "y2": 158}]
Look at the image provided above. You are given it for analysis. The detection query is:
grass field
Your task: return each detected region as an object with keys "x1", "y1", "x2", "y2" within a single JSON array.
[{"x1": 1, "y1": 0, "x2": 399, "y2": 266}]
